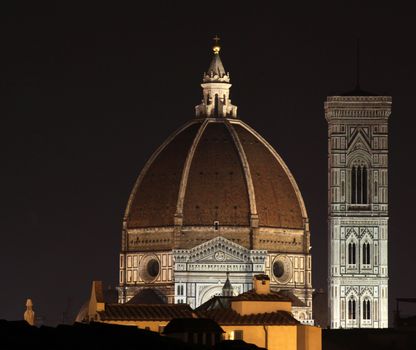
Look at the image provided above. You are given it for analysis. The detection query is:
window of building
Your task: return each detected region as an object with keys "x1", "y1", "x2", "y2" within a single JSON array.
[
  {"x1": 348, "y1": 299, "x2": 356, "y2": 320},
  {"x1": 233, "y1": 330, "x2": 243, "y2": 340},
  {"x1": 214, "y1": 221, "x2": 219, "y2": 230},
  {"x1": 348, "y1": 242, "x2": 356, "y2": 265},
  {"x1": 351, "y1": 162, "x2": 368, "y2": 204},
  {"x1": 177, "y1": 284, "x2": 184, "y2": 296},
  {"x1": 363, "y1": 299, "x2": 371, "y2": 320},
  {"x1": 362, "y1": 242, "x2": 371, "y2": 265}
]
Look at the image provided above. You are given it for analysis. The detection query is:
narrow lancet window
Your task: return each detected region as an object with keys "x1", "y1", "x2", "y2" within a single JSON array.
[
  {"x1": 351, "y1": 161, "x2": 368, "y2": 204},
  {"x1": 348, "y1": 299, "x2": 356, "y2": 320}
]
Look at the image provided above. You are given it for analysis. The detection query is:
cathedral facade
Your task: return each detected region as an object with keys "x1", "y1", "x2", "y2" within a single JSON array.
[
  {"x1": 326, "y1": 93, "x2": 391, "y2": 328},
  {"x1": 118, "y1": 42, "x2": 313, "y2": 323}
]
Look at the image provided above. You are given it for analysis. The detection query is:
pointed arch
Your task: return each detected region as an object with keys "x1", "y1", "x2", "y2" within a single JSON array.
[
  {"x1": 348, "y1": 297, "x2": 357, "y2": 320},
  {"x1": 349, "y1": 157, "x2": 370, "y2": 205}
]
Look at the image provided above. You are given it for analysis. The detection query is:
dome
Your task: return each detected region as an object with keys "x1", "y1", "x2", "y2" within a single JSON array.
[
  {"x1": 124, "y1": 119, "x2": 307, "y2": 246},
  {"x1": 122, "y1": 41, "x2": 308, "y2": 251}
]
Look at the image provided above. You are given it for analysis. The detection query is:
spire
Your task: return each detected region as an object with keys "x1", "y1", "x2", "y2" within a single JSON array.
[
  {"x1": 195, "y1": 36, "x2": 237, "y2": 118},
  {"x1": 222, "y1": 272, "x2": 234, "y2": 296},
  {"x1": 340, "y1": 38, "x2": 378, "y2": 96},
  {"x1": 24, "y1": 298, "x2": 35, "y2": 326},
  {"x1": 205, "y1": 35, "x2": 228, "y2": 82}
]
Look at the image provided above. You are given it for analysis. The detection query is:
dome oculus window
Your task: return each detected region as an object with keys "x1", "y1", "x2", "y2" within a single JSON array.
[
  {"x1": 272, "y1": 255, "x2": 293, "y2": 284},
  {"x1": 147, "y1": 259, "x2": 160, "y2": 278},
  {"x1": 273, "y1": 260, "x2": 285, "y2": 278},
  {"x1": 140, "y1": 255, "x2": 160, "y2": 282}
]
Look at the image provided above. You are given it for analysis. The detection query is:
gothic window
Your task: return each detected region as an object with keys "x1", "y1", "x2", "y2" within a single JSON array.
[
  {"x1": 348, "y1": 242, "x2": 357, "y2": 265},
  {"x1": 177, "y1": 285, "x2": 184, "y2": 296},
  {"x1": 348, "y1": 298, "x2": 356, "y2": 320},
  {"x1": 362, "y1": 242, "x2": 371, "y2": 265},
  {"x1": 363, "y1": 299, "x2": 371, "y2": 320},
  {"x1": 351, "y1": 160, "x2": 368, "y2": 204}
]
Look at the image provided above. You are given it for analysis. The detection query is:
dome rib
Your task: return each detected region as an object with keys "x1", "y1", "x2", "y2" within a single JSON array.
[
  {"x1": 182, "y1": 121, "x2": 251, "y2": 227},
  {"x1": 174, "y1": 119, "x2": 210, "y2": 225},
  {"x1": 232, "y1": 120, "x2": 308, "y2": 227},
  {"x1": 123, "y1": 120, "x2": 201, "y2": 231},
  {"x1": 124, "y1": 118, "x2": 308, "y2": 242},
  {"x1": 224, "y1": 120, "x2": 258, "y2": 224}
]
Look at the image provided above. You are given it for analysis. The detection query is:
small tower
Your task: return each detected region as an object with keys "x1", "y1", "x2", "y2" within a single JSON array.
[
  {"x1": 24, "y1": 299, "x2": 35, "y2": 326},
  {"x1": 222, "y1": 272, "x2": 234, "y2": 296},
  {"x1": 195, "y1": 36, "x2": 237, "y2": 118}
]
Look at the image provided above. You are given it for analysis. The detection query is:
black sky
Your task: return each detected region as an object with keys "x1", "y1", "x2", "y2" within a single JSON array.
[{"x1": 1, "y1": 2, "x2": 415, "y2": 325}]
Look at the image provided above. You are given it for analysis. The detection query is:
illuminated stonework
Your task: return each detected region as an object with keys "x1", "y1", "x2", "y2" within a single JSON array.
[
  {"x1": 118, "y1": 42, "x2": 313, "y2": 323},
  {"x1": 325, "y1": 94, "x2": 391, "y2": 328}
]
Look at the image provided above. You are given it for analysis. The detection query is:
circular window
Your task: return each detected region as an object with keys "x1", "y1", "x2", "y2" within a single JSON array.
[
  {"x1": 140, "y1": 255, "x2": 160, "y2": 282},
  {"x1": 272, "y1": 255, "x2": 292, "y2": 284},
  {"x1": 147, "y1": 259, "x2": 160, "y2": 278},
  {"x1": 273, "y1": 260, "x2": 285, "y2": 278}
]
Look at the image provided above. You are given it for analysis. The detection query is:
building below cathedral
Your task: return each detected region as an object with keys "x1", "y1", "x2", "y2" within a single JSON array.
[
  {"x1": 119, "y1": 39, "x2": 313, "y2": 324},
  {"x1": 85, "y1": 275, "x2": 321, "y2": 350}
]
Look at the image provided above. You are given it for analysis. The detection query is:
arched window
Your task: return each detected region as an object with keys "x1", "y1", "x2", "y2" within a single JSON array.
[
  {"x1": 351, "y1": 161, "x2": 368, "y2": 204},
  {"x1": 348, "y1": 299, "x2": 356, "y2": 320},
  {"x1": 348, "y1": 242, "x2": 356, "y2": 265},
  {"x1": 362, "y1": 242, "x2": 371, "y2": 265},
  {"x1": 363, "y1": 299, "x2": 371, "y2": 320},
  {"x1": 214, "y1": 94, "x2": 219, "y2": 116}
]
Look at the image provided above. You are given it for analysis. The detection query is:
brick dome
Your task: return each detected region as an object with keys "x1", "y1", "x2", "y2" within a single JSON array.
[
  {"x1": 125, "y1": 118, "x2": 307, "y2": 235},
  {"x1": 122, "y1": 44, "x2": 308, "y2": 251}
]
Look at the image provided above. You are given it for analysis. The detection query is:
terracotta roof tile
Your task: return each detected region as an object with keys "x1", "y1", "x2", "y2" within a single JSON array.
[
  {"x1": 99, "y1": 304, "x2": 195, "y2": 321},
  {"x1": 127, "y1": 122, "x2": 201, "y2": 228},
  {"x1": 235, "y1": 124, "x2": 304, "y2": 229},
  {"x1": 183, "y1": 122, "x2": 250, "y2": 226},
  {"x1": 199, "y1": 309, "x2": 299, "y2": 326},
  {"x1": 126, "y1": 119, "x2": 306, "y2": 236}
]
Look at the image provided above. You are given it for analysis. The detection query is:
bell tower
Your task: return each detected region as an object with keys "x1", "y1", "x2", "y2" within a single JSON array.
[{"x1": 325, "y1": 92, "x2": 391, "y2": 328}]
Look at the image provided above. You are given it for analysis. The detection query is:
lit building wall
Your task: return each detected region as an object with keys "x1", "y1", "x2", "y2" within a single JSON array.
[{"x1": 325, "y1": 95, "x2": 391, "y2": 328}]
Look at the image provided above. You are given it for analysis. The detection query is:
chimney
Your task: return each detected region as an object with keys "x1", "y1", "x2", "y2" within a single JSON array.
[{"x1": 253, "y1": 274, "x2": 270, "y2": 294}]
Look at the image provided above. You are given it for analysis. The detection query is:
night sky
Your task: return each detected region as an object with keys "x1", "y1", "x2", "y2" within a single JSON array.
[{"x1": 1, "y1": 2, "x2": 415, "y2": 325}]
